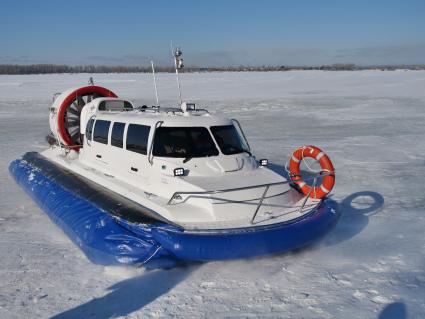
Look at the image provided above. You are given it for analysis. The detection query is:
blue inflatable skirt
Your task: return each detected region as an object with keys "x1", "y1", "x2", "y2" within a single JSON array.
[{"x1": 9, "y1": 152, "x2": 340, "y2": 267}]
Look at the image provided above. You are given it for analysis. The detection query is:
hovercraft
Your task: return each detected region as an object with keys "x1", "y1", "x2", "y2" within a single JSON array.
[{"x1": 9, "y1": 57, "x2": 339, "y2": 267}]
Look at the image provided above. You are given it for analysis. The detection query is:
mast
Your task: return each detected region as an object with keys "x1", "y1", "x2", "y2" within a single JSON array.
[
  {"x1": 150, "y1": 60, "x2": 160, "y2": 108},
  {"x1": 171, "y1": 42, "x2": 184, "y2": 105}
]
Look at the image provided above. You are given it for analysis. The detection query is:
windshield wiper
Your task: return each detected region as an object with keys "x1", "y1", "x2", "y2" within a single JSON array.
[
  {"x1": 183, "y1": 150, "x2": 217, "y2": 163},
  {"x1": 233, "y1": 148, "x2": 252, "y2": 156},
  {"x1": 183, "y1": 156, "x2": 193, "y2": 163}
]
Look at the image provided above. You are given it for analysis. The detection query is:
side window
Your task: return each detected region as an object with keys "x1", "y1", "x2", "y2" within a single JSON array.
[
  {"x1": 93, "y1": 120, "x2": 111, "y2": 144},
  {"x1": 86, "y1": 118, "x2": 95, "y2": 141},
  {"x1": 111, "y1": 122, "x2": 125, "y2": 148},
  {"x1": 126, "y1": 124, "x2": 150, "y2": 155}
]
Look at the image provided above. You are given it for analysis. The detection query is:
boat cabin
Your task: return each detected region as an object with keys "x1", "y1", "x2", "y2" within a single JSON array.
[{"x1": 79, "y1": 97, "x2": 258, "y2": 180}]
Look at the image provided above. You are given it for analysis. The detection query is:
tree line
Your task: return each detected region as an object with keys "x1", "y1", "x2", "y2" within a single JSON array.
[{"x1": 0, "y1": 63, "x2": 424, "y2": 75}]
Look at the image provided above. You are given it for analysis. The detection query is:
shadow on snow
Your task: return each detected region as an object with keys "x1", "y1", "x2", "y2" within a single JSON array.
[
  {"x1": 50, "y1": 265, "x2": 196, "y2": 319},
  {"x1": 324, "y1": 190, "x2": 384, "y2": 246},
  {"x1": 269, "y1": 162, "x2": 385, "y2": 246},
  {"x1": 378, "y1": 301, "x2": 407, "y2": 319}
]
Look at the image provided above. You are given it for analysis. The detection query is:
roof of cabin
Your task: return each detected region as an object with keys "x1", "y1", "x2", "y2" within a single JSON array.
[{"x1": 92, "y1": 98, "x2": 233, "y2": 127}]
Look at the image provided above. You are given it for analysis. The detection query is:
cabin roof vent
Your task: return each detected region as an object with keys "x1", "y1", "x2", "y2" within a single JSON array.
[{"x1": 98, "y1": 100, "x2": 133, "y2": 112}]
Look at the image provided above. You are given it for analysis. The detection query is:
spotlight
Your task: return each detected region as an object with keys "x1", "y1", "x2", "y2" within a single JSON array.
[
  {"x1": 259, "y1": 159, "x2": 268, "y2": 166},
  {"x1": 174, "y1": 168, "x2": 185, "y2": 176}
]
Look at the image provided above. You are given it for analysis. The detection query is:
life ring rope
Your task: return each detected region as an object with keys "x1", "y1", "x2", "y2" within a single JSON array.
[{"x1": 286, "y1": 145, "x2": 335, "y2": 199}]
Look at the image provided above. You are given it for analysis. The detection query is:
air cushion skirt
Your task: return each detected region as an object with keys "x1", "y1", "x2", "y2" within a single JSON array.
[{"x1": 9, "y1": 152, "x2": 340, "y2": 266}]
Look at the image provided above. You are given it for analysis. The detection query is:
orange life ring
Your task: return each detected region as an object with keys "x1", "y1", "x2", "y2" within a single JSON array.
[{"x1": 289, "y1": 145, "x2": 335, "y2": 199}]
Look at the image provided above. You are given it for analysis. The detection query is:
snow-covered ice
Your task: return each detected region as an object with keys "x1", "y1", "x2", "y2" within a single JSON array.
[{"x1": 1, "y1": 70, "x2": 424, "y2": 318}]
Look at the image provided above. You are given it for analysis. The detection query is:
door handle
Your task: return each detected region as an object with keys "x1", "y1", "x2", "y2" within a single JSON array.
[
  {"x1": 131, "y1": 167, "x2": 138, "y2": 172},
  {"x1": 96, "y1": 154, "x2": 102, "y2": 158}
]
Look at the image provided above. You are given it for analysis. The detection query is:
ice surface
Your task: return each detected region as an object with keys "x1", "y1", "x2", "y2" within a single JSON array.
[{"x1": 1, "y1": 71, "x2": 425, "y2": 318}]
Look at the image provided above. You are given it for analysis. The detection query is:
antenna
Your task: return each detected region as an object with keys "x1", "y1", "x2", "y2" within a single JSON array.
[
  {"x1": 171, "y1": 42, "x2": 184, "y2": 105},
  {"x1": 150, "y1": 60, "x2": 160, "y2": 108}
]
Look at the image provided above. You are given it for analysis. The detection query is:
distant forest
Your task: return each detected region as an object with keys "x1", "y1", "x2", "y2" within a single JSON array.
[{"x1": 0, "y1": 63, "x2": 425, "y2": 75}]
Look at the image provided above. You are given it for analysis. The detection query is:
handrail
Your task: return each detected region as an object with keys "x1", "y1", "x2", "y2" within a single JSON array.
[
  {"x1": 168, "y1": 180, "x2": 300, "y2": 225},
  {"x1": 167, "y1": 180, "x2": 291, "y2": 205},
  {"x1": 298, "y1": 177, "x2": 317, "y2": 214},
  {"x1": 250, "y1": 185, "x2": 270, "y2": 224},
  {"x1": 148, "y1": 120, "x2": 164, "y2": 165},
  {"x1": 231, "y1": 118, "x2": 251, "y2": 152},
  {"x1": 168, "y1": 171, "x2": 332, "y2": 224}
]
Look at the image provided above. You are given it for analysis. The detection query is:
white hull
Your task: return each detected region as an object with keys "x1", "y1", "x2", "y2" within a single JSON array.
[{"x1": 42, "y1": 147, "x2": 320, "y2": 230}]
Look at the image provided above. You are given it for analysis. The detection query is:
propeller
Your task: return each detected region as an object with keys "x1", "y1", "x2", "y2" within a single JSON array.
[
  {"x1": 63, "y1": 93, "x2": 97, "y2": 144},
  {"x1": 55, "y1": 85, "x2": 117, "y2": 150}
]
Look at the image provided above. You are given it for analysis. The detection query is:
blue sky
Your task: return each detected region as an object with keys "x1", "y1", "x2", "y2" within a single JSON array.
[{"x1": 1, "y1": 0, "x2": 424, "y2": 66}]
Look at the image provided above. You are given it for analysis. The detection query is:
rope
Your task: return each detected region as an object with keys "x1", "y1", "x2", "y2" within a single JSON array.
[
  {"x1": 300, "y1": 146, "x2": 322, "y2": 174},
  {"x1": 138, "y1": 245, "x2": 162, "y2": 267},
  {"x1": 284, "y1": 146, "x2": 321, "y2": 179}
]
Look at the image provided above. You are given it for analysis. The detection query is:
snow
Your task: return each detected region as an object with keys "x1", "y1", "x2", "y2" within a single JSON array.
[{"x1": 1, "y1": 70, "x2": 425, "y2": 318}]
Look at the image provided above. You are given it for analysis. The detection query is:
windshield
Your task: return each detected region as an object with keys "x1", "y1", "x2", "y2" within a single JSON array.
[
  {"x1": 153, "y1": 127, "x2": 219, "y2": 158},
  {"x1": 210, "y1": 125, "x2": 250, "y2": 155}
]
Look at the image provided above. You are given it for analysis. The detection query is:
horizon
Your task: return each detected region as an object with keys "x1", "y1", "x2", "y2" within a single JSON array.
[{"x1": 1, "y1": 0, "x2": 425, "y2": 67}]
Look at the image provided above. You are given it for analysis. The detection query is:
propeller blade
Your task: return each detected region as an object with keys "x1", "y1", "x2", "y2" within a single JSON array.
[
  {"x1": 68, "y1": 119, "x2": 80, "y2": 125},
  {"x1": 77, "y1": 96, "x2": 85, "y2": 108},
  {"x1": 65, "y1": 120, "x2": 79, "y2": 128},
  {"x1": 67, "y1": 107, "x2": 80, "y2": 117},
  {"x1": 65, "y1": 124, "x2": 77, "y2": 130},
  {"x1": 87, "y1": 94, "x2": 92, "y2": 103},
  {"x1": 70, "y1": 130, "x2": 80, "y2": 141}
]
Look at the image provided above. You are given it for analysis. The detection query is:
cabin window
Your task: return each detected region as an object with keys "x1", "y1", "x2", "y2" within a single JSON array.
[
  {"x1": 86, "y1": 118, "x2": 95, "y2": 141},
  {"x1": 111, "y1": 122, "x2": 125, "y2": 148},
  {"x1": 210, "y1": 125, "x2": 250, "y2": 155},
  {"x1": 126, "y1": 124, "x2": 150, "y2": 155},
  {"x1": 93, "y1": 120, "x2": 111, "y2": 144},
  {"x1": 153, "y1": 127, "x2": 219, "y2": 159}
]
